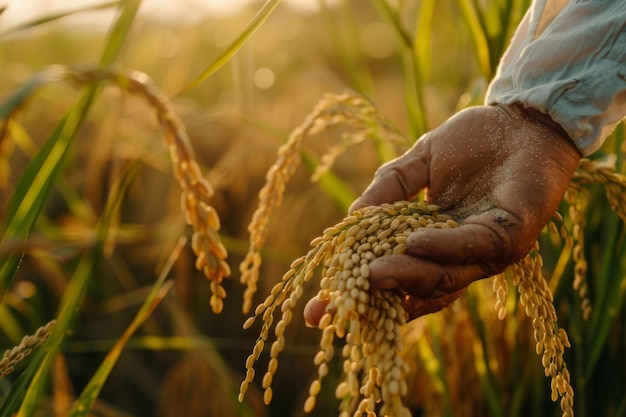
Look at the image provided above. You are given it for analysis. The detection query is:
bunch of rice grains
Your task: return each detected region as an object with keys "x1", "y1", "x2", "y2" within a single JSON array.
[
  {"x1": 240, "y1": 200, "x2": 575, "y2": 417},
  {"x1": 240, "y1": 201, "x2": 457, "y2": 416}
]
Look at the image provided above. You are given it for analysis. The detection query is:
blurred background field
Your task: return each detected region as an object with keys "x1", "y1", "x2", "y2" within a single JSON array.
[{"x1": 0, "y1": 1, "x2": 625, "y2": 417}]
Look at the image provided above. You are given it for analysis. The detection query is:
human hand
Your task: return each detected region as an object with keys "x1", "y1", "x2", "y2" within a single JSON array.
[{"x1": 304, "y1": 103, "x2": 581, "y2": 325}]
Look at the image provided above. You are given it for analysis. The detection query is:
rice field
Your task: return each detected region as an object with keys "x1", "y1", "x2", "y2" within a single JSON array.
[{"x1": 0, "y1": 1, "x2": 625, "y2": 417}]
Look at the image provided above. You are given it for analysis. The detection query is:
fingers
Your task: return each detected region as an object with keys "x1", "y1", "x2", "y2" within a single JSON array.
[
  {"x1": 303, "y1": 297, "x2": 330, "y2": 327},
  {"x1": 302, "y1": 249, "x2": 484, "y2": 326},
  {"x1": 367, "y1": 253, "x2": 498, "y2": 299},
  {"x1": 349, "y1": 140, "x2": 430, "y2": 213},
  {"x1": 405, "y1": 209, "x2": 527, "y2": 266},
  {"x1": 301, "y1": 289, "x2": 464, "y2": 327},
  {"x1": 402, "y1": 289, "x2": 465, "y2": 320}
]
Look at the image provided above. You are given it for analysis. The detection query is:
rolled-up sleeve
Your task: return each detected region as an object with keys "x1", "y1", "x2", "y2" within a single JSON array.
[{"x1": 486, "y1": 0, "x2": 626, "y2": 156}]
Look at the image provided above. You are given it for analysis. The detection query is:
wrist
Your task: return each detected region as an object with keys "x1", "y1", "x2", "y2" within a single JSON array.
[{"x1": 498, "y1": 103, "x2": 583, "y2": 159}]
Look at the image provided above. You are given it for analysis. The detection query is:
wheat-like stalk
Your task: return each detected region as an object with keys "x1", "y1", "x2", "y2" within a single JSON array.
[
  {"x1": 572, "y1": 158, "x2": 626, "y2": 221},
  {"x1": 560, "y1": 158, "x2": 626, "y2": 320},
  {"x1": 239, "y1": 91, "x2": 407, "y2": 314},
  {"x1": 495, "y1": 245, "x2": 574, "y2": 417},
  {"x1": 240, "y1": 200, "x2": 457, "y2": 416},
  {"x1": 0, "y1": 320, "x2": 56, "y2": 378},
  {"x1": 3, "y1": 66, "x2": 229, "y2": 313},
  {"x1": 2, "y1": 66, "x2": 230, "y2": 313}
]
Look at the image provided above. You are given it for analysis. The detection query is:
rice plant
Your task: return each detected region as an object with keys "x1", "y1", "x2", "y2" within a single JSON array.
[{"x1": 1, "y1": 1, "x2": 624, "y2": 416}]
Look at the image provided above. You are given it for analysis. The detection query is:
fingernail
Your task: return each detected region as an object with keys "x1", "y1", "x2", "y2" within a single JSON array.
[{"x1": 371, "y1": 277, "x2": 398, "y2": 289}]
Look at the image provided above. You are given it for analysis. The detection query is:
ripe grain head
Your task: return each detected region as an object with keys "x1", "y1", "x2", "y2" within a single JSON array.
[
  {"x1": 509, "y1": 250, "x2": 574, "y2": 417},
  {"x1": 68, "y1": 67, "x2": 230, "y2": 313},
  {"x1": 240, "y1": 200, "x2": 456, "y2": 416},
  {"x1": 563, "y1": 157, "x2": 626, "y2": 321},
  {"x1": 0, "y1": 320, "x2": 56, "y2": 379},
  {"x1": 239, "y1": 91, "x2": 408, "y2": 314}
]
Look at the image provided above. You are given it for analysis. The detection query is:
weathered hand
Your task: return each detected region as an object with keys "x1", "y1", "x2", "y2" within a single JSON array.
[{"x1": 305, "y1": 103, "x2": 581, "y2": 325}]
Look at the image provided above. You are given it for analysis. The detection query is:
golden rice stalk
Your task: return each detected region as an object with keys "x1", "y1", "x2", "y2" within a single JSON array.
[
  {"x1": 509, "y1": 247, "x2": 574, "y2": 417},
  {"x1": 66, "y1": 68, "x2": 230, "y2": 313},
  {"x1": 239, "y1": 91, "x2": 407, "y2": 314},
  {"x1": 563, "y1": 186, "x2": 591, "y2": 320},
  {"x1": 311, "y1": 108, "x2": 407, "y2": 182},
  {"x1": 562, "y1": 157, "x2": 626, "y2": 321},
  {"x1": 240, "y1": 200, "x2": 459, "y2": 417},
  {"x1": 0, "y1": 320, "x2": 56, "y2": 379},
  {"x1": 572, "y1": 158, "x2": 626, "y2": 222},
  {"x1": 492, "y1": 272, "x2": 508, "y2": 320}
]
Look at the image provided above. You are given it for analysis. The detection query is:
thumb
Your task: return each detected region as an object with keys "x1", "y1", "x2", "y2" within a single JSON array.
[
  {"x1": 367, "y1": 253, "x2": 495, "y2": 299},
  {"x1": 349, "y1": 140, "x2": 431, "y2": 212},
  {"x1": 403, "y1": 289, "x2": 466, "y2": 320}
]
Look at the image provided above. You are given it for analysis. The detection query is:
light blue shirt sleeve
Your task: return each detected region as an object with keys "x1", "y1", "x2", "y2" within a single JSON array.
[{"x1": 485, "y1": 0, "x2": 626, "y2": 156}]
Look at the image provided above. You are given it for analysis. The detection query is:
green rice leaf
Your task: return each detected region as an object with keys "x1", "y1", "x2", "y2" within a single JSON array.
[
  {"x1": 584, "y1": 218, "x2": 626, "y2": 378},
  {"x1": 67, "y1": 238, "x2": 182, "y2": 417},
  {"x1": 13, "y1": 161, "x2": 140, "y2": 417},
  {"x1": 180, "y1": 0, "x2": 281, "y2": 93},
  {"x1": 465, "y1": 288, "x2": 505, "y2": 417},
  {"x1": 0, "y1": 1, "x2": 121, "y2": 39},
  {"x1": 455, "y1": 0, "x2": 492, "y2": 79},
  {"x1": 99, "y1": 0, "x2": 142, "y2": 66},
  {"x1": 0, "y1": 90, "x2": 97, "y2": 301},
  {"x1": 0, "y1": 0, "x2": 140, "y2": 299},
  {"x1": 0, "y1": 1, "x2": 142, "y2": 413},
  {"x1": 413, "y1": 0, "x2": 435, "y2": 83},
  {"x1": 301, "y1": 150, "x2": 355, "y2": 213}
]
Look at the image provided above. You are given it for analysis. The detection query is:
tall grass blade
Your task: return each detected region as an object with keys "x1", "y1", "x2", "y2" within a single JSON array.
[
  {"x1": 466, "y1": 289, "x2": 504, "y2": 417},
  {"x1": 67, "y1": 238, "x2": 183, "y2": 416},
  {"x1": 180, "y1": 0, "x2": 281, "y2": 93},
  {"x1": 13, "y1": 162, "x2": 139, "y2": 417},
  {"x1": 455, "y1": 0, "x2": 491, "y2": 79},
  {"x1": 0, "y1": 0, "x2": 141, "y2": 298},
  {"x1": 584, "y1": 217, "x2": 626, "y2": 378},
  {"x1": 0, "y1": 1, "x2": 121, "y2": 39},
  {"x1": 99, "y1": 0, "x2": 142, "y2": 66},
  {"x1": 413, "y1": 0, "x2": 435, "y2": 84},
  {"x1": 0, "y1": 91, "x2": 97, "y2": 300},
  {"x1": 0, "y1": 1, "x2": 142, "y2": 412},
  {"x1": 371, "y1": 0, "x2": 427, "y2": 138}
]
